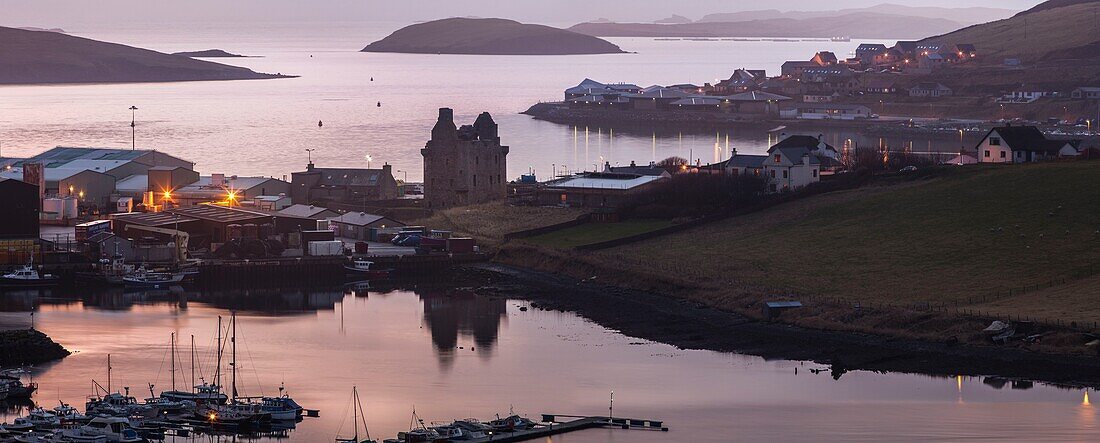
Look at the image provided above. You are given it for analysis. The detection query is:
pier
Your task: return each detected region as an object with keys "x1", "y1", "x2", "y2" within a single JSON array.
[{"x1": 467, "y1": 415, "x2": 668, "y2": 442}]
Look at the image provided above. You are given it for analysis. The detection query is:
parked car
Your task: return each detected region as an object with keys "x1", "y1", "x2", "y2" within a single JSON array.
[
  {"x1": 900, "y1": 166, "x2": 918, "y2": 173},
  {"x1": 396, "y1": 234, "x2": 422, "y2": 247}
]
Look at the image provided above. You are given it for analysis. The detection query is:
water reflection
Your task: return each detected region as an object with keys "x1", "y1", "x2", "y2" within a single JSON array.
[{"x1": 419, "y1": 289, "x2": 507, "y2": 370}]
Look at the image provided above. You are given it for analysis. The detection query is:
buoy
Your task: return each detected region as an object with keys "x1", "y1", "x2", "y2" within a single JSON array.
[
  {"x1": 370, "y1": 77, "x2": 374, "y2": 81},
  {"x1": 377, "y1": 101, "x2": 381, "y2": 107},
  {"x1": 318, "y1": 120, "x2": 323, "y2": 128}
]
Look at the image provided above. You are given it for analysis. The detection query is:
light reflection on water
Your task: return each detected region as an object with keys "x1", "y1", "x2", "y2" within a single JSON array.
[{"x1": 0, "y1": 285, "x2": 1095, "y2": 442}]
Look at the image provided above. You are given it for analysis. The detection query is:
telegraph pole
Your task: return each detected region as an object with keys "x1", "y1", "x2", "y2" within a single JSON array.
[{"x1": 129, "y1": 106, "x2": 139, "y2": 150}]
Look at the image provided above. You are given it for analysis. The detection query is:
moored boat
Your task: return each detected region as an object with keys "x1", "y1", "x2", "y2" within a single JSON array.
[
  {"x1": 79, "y1": 417, "x2": 142, "y2": 443},
  {"x1": 344, "y1": 260, "x2": 392, "y2": 280},
  {"x1": 1, "y1": 262, "x2": 60, "y2": 288},
  {"x1": 122, "y1": 267, "x2": 184, "y2": 289}
]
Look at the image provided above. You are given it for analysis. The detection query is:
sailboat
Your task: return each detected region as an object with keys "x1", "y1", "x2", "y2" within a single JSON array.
[
  {"x1": 85, "y1": 355, "x2": 146, "y2": 417},
  {"x1": 192, "y1": 314, "x2": 272, "y2": 426},
  {"x1": 160, "y1": 334, "x2": 228, "y2": 406},
  {"x1": 335, "y1": 387, "x2": 376, "y2": 443},
  {"x1": 383, "y1": 410, "x2": 446, "y2": 443}
]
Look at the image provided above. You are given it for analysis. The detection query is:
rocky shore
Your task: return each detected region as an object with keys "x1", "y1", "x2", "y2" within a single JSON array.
[
  {"x1": 0, "y1": 329, "x2": 70, "y2": 366},
  {"x1": 465, "y1": 263, "x2": 1100, "y2": 388}
]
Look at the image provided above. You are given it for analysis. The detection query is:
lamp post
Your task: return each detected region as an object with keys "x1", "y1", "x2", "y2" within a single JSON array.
[
  {"x1": 365, "y1": 154, "x2": 373, "y2": 169},
  {"x1": 305, "y1": 148, "x2": 316, "y2": 165},
  {"x1": 129, "y1": 106, "x2": 138, "y2": 150},
  {"x1": 395, "y1": 169, "x2": 407, "y2": 182}
]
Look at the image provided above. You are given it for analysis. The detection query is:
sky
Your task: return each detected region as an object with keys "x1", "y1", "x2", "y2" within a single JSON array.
[{"x1": 0, "y1": 0, "x2": 1046, "y2": 28}]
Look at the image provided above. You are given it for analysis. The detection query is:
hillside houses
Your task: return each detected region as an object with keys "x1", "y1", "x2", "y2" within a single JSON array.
[{"x1": 564, "y1": 79, "x2": 792, "y2": 117}]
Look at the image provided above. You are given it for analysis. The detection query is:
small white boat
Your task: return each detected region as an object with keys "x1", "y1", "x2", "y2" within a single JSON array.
[
  {"x1": 24, "y1": 408, "x2": 61, "y2": 429},
  {"x1": 3, "y1": 417, "x2": 36, "y2": 432},
  {"x1": 1, "y1": 261, "x2": 60, "y2": 287},
  {"x1": 79, "y1": 417, "x2": 142, "y2": 443}
]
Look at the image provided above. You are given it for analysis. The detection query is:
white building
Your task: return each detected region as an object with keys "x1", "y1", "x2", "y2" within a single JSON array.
[
  {"x1": 975, "y1": 126, "x2": 1081, "y2": 164},
  {"x1": 762, "y1": 135, "x2": 835, "y2": 192}
]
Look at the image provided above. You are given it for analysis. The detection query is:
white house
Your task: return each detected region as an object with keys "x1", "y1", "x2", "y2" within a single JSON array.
[
  {"x1": 762, "y1": 135, "x2": 833, "y2": 192},
  {"x1": 975, "y1": 126, "x2": 1081, "y2": 164}
]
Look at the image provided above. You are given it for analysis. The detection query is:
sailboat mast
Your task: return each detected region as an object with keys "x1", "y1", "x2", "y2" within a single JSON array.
[
  {"x1": 107, "y1": 354, "x2": 112, "y2": 393},
  {"x1": 170, "y1": 333, "x2": 176, "y2": 391},
  {"x1": 190, "y1": 334, "x2": 196, "y2": 394},
  {"x1": 231, "y1": 313, "x2": 237, "y2": 402},
  {"x1": 214, "y1": 316, "x2": 222, "y2": 388},
  {"x1": 352, "y1": 387, "x2": 358, "y2": 441}
]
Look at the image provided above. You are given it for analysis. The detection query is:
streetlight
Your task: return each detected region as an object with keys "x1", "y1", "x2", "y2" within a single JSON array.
[
  {"x1": 365, "y1": 154, "x2": 373, "y2": 169},
  {"x1": 305, "y1": 148, "x2": 316, "y2": 165},
  {"x1": 395, "y1": 169, "x2": 407, "y2": 182},
  {"x1": 129, "y1": 106, "x2": 138, "y2": 150}
]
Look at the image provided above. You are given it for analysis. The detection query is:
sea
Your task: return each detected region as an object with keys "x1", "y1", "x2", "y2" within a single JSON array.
[{"x1": 0, "y1": 21, "x2": 975, "y2": 182}]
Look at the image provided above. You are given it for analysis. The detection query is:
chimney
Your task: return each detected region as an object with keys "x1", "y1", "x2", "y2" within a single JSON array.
[
  {"x1": 630, "y1": 160, "x2": 637, "y2": 167},
  {"x1": 731, "y1": 147, "x2": 737, "y2": 157},
  {"x1": 803, "y1": 153, "x2": 811, "y2": 165},
  {"x1": 306, "y1": 162, "x2": 314, "y2": 171},
  {"x1": 382, "y1": 163, "x2": 392, "y2": 175},
  {"x1": 431, "y1": 107, "x2": 458, "y2": 140},
  {"x1": 211, "y1": 173, "x2": 225, "y2": 187},
  {"x1": 780, "y1": 132, "x2": 788, "y2": 140},
  {"x1": 603, "y1": 161, "x2": 611, "y2": 172}
]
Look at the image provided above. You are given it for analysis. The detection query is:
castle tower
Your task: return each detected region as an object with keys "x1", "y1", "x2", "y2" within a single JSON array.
[{"x1": 421, "y1": 108, "x2": 509, "y2": 209}]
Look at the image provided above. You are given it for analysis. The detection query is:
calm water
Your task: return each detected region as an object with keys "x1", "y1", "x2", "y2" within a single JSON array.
[
  {"x1": 0, "y1": 21, "x2": 975, "y2": 182},
  {"x1": 0, "y1": 284, "x2": 1095, "y2": 442}
]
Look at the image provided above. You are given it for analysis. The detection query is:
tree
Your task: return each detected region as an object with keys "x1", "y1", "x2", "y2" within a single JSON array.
[{"x1": 656, "y1": 156, "x2": 689, "y2": 167}]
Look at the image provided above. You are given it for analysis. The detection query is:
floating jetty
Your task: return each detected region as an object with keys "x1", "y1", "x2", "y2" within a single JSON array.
[{"x1": 466, "y1": 414, "x2": 668, "y2": 442}]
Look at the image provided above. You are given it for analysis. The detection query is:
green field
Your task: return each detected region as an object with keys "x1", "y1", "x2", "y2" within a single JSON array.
[
  {"x1": 594, "y1": 162, "x2": 1100, "y2": 321},
  {"x1": 525, "y1": 219, "x2": 675, "y2": 249}
]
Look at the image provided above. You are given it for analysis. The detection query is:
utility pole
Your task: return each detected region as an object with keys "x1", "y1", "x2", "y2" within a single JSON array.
[{"x1": 129, "y1": 106, "x2": 138, "y2": 150}]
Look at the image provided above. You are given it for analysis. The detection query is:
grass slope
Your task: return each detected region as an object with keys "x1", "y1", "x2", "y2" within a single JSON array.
[
  {"x1": 362, "y1": 18, "x2": 625, "y2": 55},
  {"x1": 921, "y1": 1, "x2": 1100, "y2": 62},
  {"x1": 599, "y1": 163, "x2": 1100, "y2": 316},
  {"x1": 0, "y1": 27, "x2": 283, "y2": 84},
  {"x1": 525, "y1": 219, "x2": 673, "y2": 248}
]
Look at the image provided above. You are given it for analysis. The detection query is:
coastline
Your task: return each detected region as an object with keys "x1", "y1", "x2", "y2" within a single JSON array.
[
  {"x1": 0, "y1": 328, "x2": 70, "y2": 367},
  {"x1": 467, "y1": 262, "x2": 1100, "y2": 388}
]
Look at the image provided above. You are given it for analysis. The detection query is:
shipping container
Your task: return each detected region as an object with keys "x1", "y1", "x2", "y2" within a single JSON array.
[
  {"x1": 75, "y1": 220, "x2": 112, "y2": 243},
  {"x1": 447, "y1": 238, "x2": 476, "y2": 254},
  {"x1": 308, "y1": 240, "x2": 344, "y2": 256}
]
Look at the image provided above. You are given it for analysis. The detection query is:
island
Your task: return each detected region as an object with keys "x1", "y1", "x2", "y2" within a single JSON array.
[
  {"x1": 0, "y1": 26, "x2": 290, "y2": 85},
  {"x1": 172, "y1": 49, "x2": 248, "y2": 58},
  {"x1": 361, "y1": 18, "x2": 626, "y2": 55}
]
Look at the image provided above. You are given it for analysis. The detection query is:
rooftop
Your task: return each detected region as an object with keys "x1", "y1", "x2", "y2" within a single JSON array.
[
  {"x1": 550, "y1": 173, "x2": 664, "y2": 191},
  {"x1": 328, "y1": 211, "x2": 392, "y2": 226}
]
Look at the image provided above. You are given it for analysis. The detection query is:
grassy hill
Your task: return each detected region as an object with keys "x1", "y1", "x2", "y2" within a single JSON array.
[
  {"x1": 587, "y1": 162, "x2": 1100, "y2": 324},
  {"x1": 921, "y1": 0, "x2": 1100, "y2": 62},
  {"x1": 362, "y1": 18, "x2": 626, "y2": 55},
  {"x1": 0, "y1": 27, "x2": 285, "y2": 84}
]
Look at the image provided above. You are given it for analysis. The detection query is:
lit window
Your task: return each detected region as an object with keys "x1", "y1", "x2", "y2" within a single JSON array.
[{"x1": 989, "y1": 137, "x2": 1001, "y2": 146}]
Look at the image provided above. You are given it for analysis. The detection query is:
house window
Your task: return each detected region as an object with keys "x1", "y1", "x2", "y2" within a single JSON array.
[
  {"x1": 1016, "y1": 151, "x2": 1023, "y2": 158},
  {"x1": 774, "y1": 154, "x2": 781, "y2": 163},
  {"x1": 812, "y1": 169, "x2": 818, "y2": 178},
  {"x1": 989, "y1": 137, "x2": 1001, "y2": 146},
  {"x1": 473, "y1": 175, "x2": 477, "y2": 186},
  {"x1": 783, "y1": 170, "x2": 788, "y2": 179},
  {"x1": 770, "y1": 170, "x2": 776, "y2": 178},
  {"x1": 1000, "y1": 151, "x2": 1006, "y2": 158},
  {"x1": 984, "y1": 150, "x2": 990, "y2": 158}
]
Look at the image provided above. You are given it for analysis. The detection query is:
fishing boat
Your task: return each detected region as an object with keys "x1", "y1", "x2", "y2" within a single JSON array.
[
  {"x1": 122, "y1": 267, "x2": 184, "y2": 288},
  {"x1": 85, "y1": 356, "x2": 148, "y2": 418},
  {"x1": 488, "y1": 414, "x2": 537, "y2": 432},
  {"x1": 79, "y1": 417, "x2": 142, "y2": 442},
  {"x1": 12, "y1": 430, "x2": 53, "y2": 442},
  {"x1": 24, "y1": 408, "x2": 61, "y2": 429},
  {"x1": 51, "y1": 403, "x2": 88, "y2": 423},
  {"x1": 75, "y1": 255, "x2": 134, "y2": 286},
  {"x1": 344, "y1": 260, "x2": 392, "y2": 280},
  {"x1": 49, "y1": 426, "x2": 109, "y2": 442},
  {"x1": 335, "y1": 387, "x2": 375, "y2": 443},
  {"x1": 260, "y1": 387, "x2": 303, "y2": 421},
  {"x1": 0, "y1": 374, "x2": 38, "y2": 398},
  {"x1": 2, "y1": 417, "x2": 35, "y2": 433},
  {"x1": 442, "y1": 420, "x2": 490, "y2": 440},
  {"x1": 383, "y1": 411, "x2": 446, "y2": 443},
  {"x1": 0, "y1": 261, "x2": 60, "y2": 288}
]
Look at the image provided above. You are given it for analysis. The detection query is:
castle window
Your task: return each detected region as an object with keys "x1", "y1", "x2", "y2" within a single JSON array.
[
  {"x1": 473, "y1": 175, "x2": 477, "y2": 186},
  {"x1": 476, "y1": 156, "x2": 479, "y2": 165}
]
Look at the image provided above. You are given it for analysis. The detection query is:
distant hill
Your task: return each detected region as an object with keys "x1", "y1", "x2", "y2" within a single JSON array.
[
  {"x1": 16, "y1": 27, "x2": 65, "y2": 33},
  {"x1": 361, "y1": 18, "x2": 625, "y2": 55},
  {"x1": 921, "y1": 0, "x2": 1100, "y2": 62},
  {"x1": 654, "y1": 15, "x2": 693, "y2": 24},
  {"x1": 172, "y1": 49, "x2": 247, "y2": 58},
  {"x1": 0, "y1": 26, "x2": 287, "y2": 84},
  {"x1": 570, "y1": 13, "x2": 963, "y2": 39},
  {"x1": 698, "y1": 4, "x2": 1015, "y2": 26}
]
